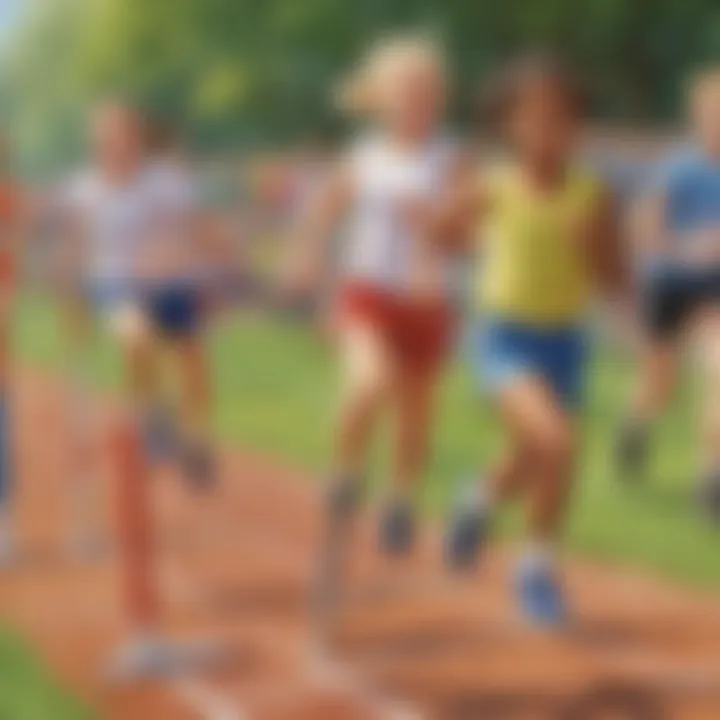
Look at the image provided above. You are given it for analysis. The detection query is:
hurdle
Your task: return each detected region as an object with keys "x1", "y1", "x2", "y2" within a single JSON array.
[
  {"x1": 112, "y1": 409, "x2": 160, "y2": 633},
  {"x1": 106, "y1": 406, "x2": 231, "y2": 683}
]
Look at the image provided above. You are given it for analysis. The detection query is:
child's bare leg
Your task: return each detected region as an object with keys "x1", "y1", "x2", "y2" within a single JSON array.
[
  {"x1": 332, "y1": 324, "x2": 391, "y2": 479},
  {"x1": 380, "y1": 367, "x2": 438, "y2": 555},
  {"x1": 692, "y1": 309, "x2": 720, "y2": 519},
  {"x1": 617, "y1": 342, "x2": 679, "y2": 479},
  {"x1": 499, "y1": 377, "x2": 577, "y2": 542},
  {"x1": 176, "y1": 339, "x2": 212, "y2": 439},
  {"x1": 498, "y1": 376, "x2": 578, "y2": 625},
  {"x1": 173, "y1": 337, "x2": 216, "y2": 489},
  {"x1": 488, "y1": 443, "x2": 536, "y2": 505},
  {"x1": 392, "y1": 367, "x2": 437, "y2": 497},
  {"x1": 315, "y1": 324, "x2": 391, "y2": 620}
]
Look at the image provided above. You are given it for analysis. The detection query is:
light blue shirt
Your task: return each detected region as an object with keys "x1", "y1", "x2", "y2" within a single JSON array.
[
  {"x1": 645, "y1": 145, "x2": 720, "y2": 281},
  {"x1": 652, "y1": 146, "x2": 720, "y2": 235}
]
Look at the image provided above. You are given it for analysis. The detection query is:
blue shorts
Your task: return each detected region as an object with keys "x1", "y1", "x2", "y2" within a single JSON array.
[
  {"x1": 143, "y1": 281, "x2": 204, "y2": 339},
  {"x1": 85, "y1": 279, "x2": 204, "y2": 339},
  {"x1": 470, "y1": 319, "x2": 588, "y2": 411}
]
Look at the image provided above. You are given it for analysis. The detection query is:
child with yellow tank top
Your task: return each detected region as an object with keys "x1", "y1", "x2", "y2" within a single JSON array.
[{"x1": 440, "y1": 54, "x2": 628, "y2": 627}]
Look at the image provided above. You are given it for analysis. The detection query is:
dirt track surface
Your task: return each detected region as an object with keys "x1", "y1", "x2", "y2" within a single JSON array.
[{"x1": 1, "y1": 372, "x2": 719, "y2": 719}]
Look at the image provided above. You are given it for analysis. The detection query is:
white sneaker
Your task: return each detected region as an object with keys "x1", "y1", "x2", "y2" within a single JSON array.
[{"x1": 105, "y1": 636, "x2": 229, "y2": 683}]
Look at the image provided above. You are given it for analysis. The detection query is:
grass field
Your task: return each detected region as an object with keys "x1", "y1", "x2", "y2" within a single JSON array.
[
  {"x1": 14, "y1": 295, "x2": 720, "y2": 589},
  {"x1": 0, "y1": 631, "x2": 93, "y2": 719}
]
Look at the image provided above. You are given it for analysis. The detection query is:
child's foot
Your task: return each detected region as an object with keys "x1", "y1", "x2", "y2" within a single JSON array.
[
  {"x1": 696, "y1": 471, "x2": 720, "y2": 523},
  {"x1": 615, "y1": 420, "x2": 649, "y2": 483},
  {"x1": 444, "y1": 483, "x2": 491, "y2": 572},
  {"x1": 379, "y1": 499, "x2": 416, "y2": 557},
  {"x1": 515, "y1": 561, "x2": 567, "y2": 629},
  {"x1": 105, "y1": 635, "x2": 226, "y2": 683},
  {"x1": 181, "y1": 441, "x2": 217, "y2": 492}
]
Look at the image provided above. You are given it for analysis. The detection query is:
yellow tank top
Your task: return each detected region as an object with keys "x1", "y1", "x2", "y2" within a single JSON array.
[{"x1": 478, "y1": 164, "x2": 600, "y2": 325}]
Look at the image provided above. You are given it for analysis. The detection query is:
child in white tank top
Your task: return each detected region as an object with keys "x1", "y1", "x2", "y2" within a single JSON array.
[{"x1": 284, "y1": 36, "x2": 468, "y2": 628}]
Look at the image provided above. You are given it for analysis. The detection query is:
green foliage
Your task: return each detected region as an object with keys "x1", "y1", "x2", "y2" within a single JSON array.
[{"x1": 4, "y1": 0, "x2": 720, "y2": 168}]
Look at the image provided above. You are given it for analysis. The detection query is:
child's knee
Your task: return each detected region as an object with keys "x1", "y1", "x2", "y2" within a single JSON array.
[
  {"x1": 530, "y1": 420, "x2": 576, "y2": 470},
  {"x1": 111, "y1": 304, "x2": 152, "y2": 351},
  {"x1": 343, "y1": 351, "x2": 391, "y2": 402}
]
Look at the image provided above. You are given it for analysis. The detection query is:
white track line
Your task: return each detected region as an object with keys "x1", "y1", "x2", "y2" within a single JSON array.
[
  {"x1": 307, "y1": 652, "x2": 426, "y2": 720},
  {"x1": 174, "y1": 679, "x2": 248, "y2": 720}
]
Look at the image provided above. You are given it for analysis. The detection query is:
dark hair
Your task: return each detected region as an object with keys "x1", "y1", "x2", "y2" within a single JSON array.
[
  {"x1": 480, "y1": 51, "x2": 589, "y2": 127},
  {"x1": 144, "y1": 116, "x2": 184, "y2": 156}
]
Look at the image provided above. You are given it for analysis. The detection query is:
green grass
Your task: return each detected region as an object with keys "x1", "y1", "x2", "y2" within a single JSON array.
[
  {"x1": 0, "y1": 631, "x2": 93, "y2": 720},
  {"x1": 14, "y1": 296, "x2": 720, "y2": 589}
]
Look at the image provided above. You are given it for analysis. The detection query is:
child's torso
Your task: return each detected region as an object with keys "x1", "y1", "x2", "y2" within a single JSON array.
[
  {"x1": 479, "y1": 164, "x2": 599, "y2": 325},
  {"x1": 342, "y1": 133, "x2": 456, "y2": 297}
]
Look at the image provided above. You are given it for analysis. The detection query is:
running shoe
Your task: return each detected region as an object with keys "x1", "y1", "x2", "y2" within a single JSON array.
[
  {"x1": 697, "y1": 471, "x2": 720, "y2": 523},
  {"x1": 105, "y1": 635, "x2": 227, "y2": 683},
  {"x1": 444, "y1": 485, "x2": 491, "y2": 572},
  {"x1": 615, "y1": 421, "x2": 649, "y2": 483},
  {"x1": 515, "y1": 563, "x2": 567, "y2": 628},
  {"x1": 379, "y1": 499, "x2": 416, "y2": 557}
]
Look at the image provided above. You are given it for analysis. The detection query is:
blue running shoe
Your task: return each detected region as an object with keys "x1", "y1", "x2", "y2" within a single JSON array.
[
  {"x1": 379, "y1": 500, "x2": 415, "y2": 557},
  {"x1": 515, "y1": 563, "x2": 567, "y2": 628}
]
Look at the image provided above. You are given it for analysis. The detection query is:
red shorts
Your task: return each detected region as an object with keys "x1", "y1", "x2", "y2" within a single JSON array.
[{"x1": 337, "y1": 283, "x2": 455, "y2": 374}]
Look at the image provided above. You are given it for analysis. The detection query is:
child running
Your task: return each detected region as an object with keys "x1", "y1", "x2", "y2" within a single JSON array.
[
  {"x1": 444, "y1": 54, "x2": 627, "y2": 627},
  {"x1": 285, "y1": 36, "x2": 463, "y2": 615},
  {"x1": 616, "y1": 67, "x2": 720, "y2": 520},
  {"x1": 64, "y1": 102, "x2": 215, "y2": 489},
  {"x1": 59, "y1": 102, "x2": 219, "y2": 677}
]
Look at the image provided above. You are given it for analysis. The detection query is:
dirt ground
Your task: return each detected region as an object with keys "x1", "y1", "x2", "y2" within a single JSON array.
[{"x1": 1, "y1": 371, "x2": 719, "y2": 719}]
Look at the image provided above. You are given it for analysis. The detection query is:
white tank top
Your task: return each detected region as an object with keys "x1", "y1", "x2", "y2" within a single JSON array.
[
  {"x1": 342, "y1": 133, "x2": 456, "y2": 296},
  {"x1": 65, "y1": 164, "x2": 196, "y2": 285}
]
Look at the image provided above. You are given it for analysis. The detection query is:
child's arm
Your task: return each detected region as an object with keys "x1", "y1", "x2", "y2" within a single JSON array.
[
  {"x1": 399, "y1": 153, "x2": 488, "y2": 252},
  {"x1": 438, "y1": 154, "x2": 489, "y2": 251},
  {"x1": 586, "y1": 186, "x2": 631, "y2": 299},
  {"x1": 281, "y1": 162, "x2": 352, "y2": 294},
  {"x1": 628, "y1": 190, "x2": 670, "y2": 266}
]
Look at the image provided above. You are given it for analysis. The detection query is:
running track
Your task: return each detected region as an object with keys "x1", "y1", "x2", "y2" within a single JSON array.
[{"x1": 2, "y1": 371, "x2": 720, "y2": 719}]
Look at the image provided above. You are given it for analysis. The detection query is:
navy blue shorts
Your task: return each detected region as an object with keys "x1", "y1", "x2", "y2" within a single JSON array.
[
  {"x1": 143, "y1": 282, "x2": 205, "y2": 339},
  {"x1": 644, "y1": 269, "x2": 720, "y2": 341}
]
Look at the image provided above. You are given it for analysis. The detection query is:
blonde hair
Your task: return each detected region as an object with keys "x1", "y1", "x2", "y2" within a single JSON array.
[{"x1": 335, "y1": 34, "x2": 446, "y2": 115}]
